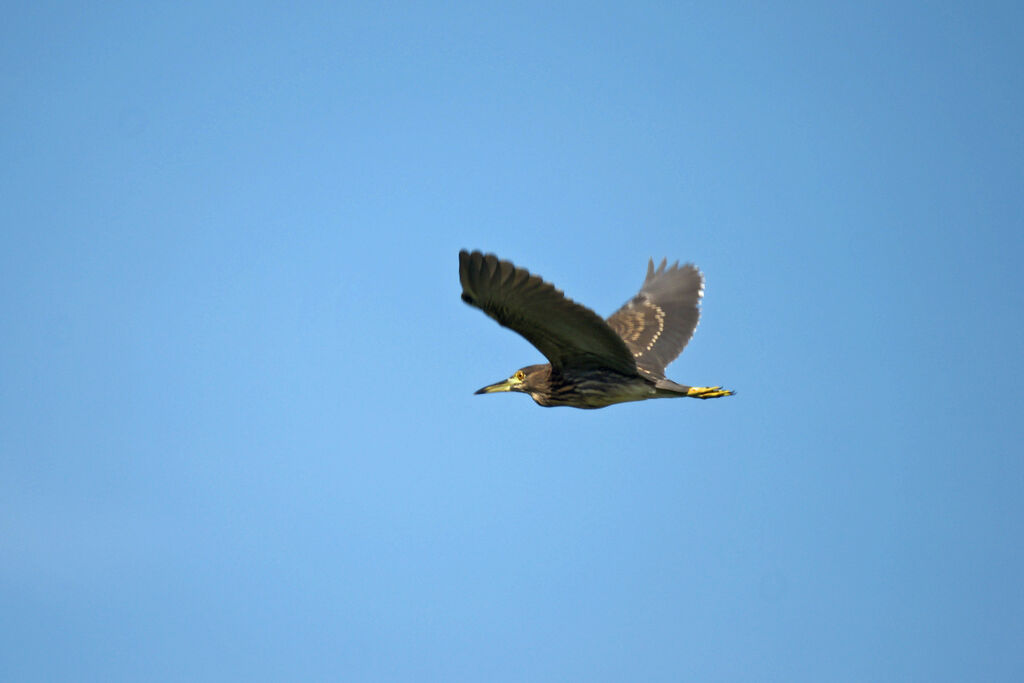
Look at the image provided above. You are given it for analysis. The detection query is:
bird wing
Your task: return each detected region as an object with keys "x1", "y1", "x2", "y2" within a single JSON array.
[
  {"x1": 459, "y1": 250, "x2": 638, "y2": 375},
  {"x1": 606, "y1": 259, "x2": 704, "y2": 377}
]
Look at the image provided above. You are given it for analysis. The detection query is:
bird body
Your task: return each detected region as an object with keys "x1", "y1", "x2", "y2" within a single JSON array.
[
  {"x1": 493, "y1": 363, "x2": 661, "y2": 408},
  {"x1": 459, "y1": 250, "x2": 733, "y2": 409}
]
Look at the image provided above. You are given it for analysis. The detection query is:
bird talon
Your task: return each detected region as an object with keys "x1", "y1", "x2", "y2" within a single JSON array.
[{"x1": 687, "y1": 386, "x2": 733, "y2": 399}]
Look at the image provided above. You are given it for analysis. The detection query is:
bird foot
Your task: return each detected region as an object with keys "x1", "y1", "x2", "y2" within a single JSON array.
[{"x1": 686, "y1": 386, "x2": 734, "y2": 399}]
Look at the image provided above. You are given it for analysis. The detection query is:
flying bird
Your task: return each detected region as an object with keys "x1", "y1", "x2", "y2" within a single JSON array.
[{"x1": 459, "y1": 250, "x2": 733, "y2": 409}]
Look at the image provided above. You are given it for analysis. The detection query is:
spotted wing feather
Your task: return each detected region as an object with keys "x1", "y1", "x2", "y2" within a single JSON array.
[
  {"x1": 459, "y1": 250, "x2": 637, "y2": 375},
  {"x1": 606, "y1": 259, "x2": 704, "y2": 377}
]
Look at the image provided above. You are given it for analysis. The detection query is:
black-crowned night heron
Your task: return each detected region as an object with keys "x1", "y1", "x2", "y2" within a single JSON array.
[{"x1": 459, "y1": 250, "x2": 733, "y2": 409}]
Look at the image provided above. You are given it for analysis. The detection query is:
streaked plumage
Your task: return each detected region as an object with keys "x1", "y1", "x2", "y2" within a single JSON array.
[{"x1": 459, "y1": 250, "x2": 733, "y2": 409}]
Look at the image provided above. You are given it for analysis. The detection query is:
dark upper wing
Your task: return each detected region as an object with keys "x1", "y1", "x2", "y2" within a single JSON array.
[
  {"x1": 459, "y1": 250, "x2": 637, "y2": 375},
  {"x1": 606, "y1": 259, "x2": 704, "y2": 377}
]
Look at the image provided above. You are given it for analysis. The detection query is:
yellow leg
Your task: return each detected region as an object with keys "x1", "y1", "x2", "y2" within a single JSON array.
[{"x1": 686, "y1": 386, "x2": 734, "y2": 399}]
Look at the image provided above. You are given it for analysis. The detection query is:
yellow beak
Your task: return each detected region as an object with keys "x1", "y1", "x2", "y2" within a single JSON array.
[{"x1": 474, "y1": 378, "x2": 515, "y2": 394}]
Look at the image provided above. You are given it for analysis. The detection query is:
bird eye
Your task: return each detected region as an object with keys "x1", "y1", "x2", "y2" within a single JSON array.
[{"x1": 515, "y1": 370, "x2": 526, "y2": 381}]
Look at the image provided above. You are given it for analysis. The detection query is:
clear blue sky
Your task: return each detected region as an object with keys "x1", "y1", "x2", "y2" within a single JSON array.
[{"x1": 3, "y1": 2, "x2": 1022, "y2": 681}]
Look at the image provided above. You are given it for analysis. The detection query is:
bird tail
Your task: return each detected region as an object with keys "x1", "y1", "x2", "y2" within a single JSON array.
[{"x1": 654, "y1": 378, "x2": 691, "y2": 395}]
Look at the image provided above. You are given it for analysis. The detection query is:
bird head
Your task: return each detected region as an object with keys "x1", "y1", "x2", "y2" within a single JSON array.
[{"x1": 474, "y1": 364, "x2": 549, "y2": 398}]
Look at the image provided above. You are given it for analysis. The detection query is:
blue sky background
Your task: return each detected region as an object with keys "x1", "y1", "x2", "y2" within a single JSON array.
[{"x1": 3, "y1": 2, "x2": 1023, "y2": 681}]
